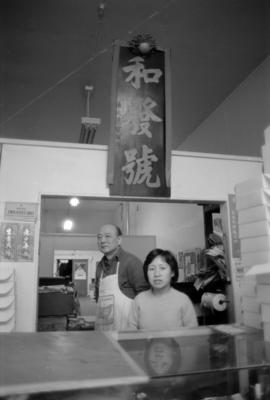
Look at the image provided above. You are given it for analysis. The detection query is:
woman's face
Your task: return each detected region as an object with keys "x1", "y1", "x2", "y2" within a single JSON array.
[{"x1": 147, "y1": 256, "x2": 174, "y2": 293}]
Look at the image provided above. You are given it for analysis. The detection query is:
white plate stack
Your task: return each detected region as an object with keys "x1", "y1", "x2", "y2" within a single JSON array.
[{"x1": 0, "y1": 267, "x2": 15, "y2": 332}]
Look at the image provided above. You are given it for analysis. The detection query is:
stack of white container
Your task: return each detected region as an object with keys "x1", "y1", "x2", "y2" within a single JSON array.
[
  {"x1": 235, "y1": 128, "x2": 270, "y2": 339},
  {"x1": 0, "y1": 266, "x2": 16, "y2": 332}
]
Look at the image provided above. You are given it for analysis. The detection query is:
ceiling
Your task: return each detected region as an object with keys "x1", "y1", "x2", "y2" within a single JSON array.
[
  {"x1": 41, "y1": 196, "x2": 121, "y2": 212},
  {"x1": 40, "y1": 195, "x2": 215, "y2": 216},
  {"x1": 1, "y1": 0, "x2": 270, "y2": 149}
]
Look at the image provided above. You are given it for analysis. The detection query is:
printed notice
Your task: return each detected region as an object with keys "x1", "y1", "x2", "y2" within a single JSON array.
[{"x1": 4, "y1": 202, "x2": 38, "y2": 221}]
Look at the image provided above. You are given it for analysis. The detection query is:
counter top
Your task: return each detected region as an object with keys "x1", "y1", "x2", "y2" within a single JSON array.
[
  {"x1": 0, "y1": 331, "x2": 148, "y2": 396},
  {"x1": 0, "y1": 325, "x2": 270, "y2": 399}
]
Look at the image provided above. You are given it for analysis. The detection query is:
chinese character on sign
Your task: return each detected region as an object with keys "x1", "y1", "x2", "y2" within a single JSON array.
[
  {"x1": 136, "y1": 97, "x2": 162, "y2": 138},
  {"x1": 122, "y1": 144, "x2": 161, "y2": 187},
  {"x1": 117, "y1": 97, "x2": 162, "y2": 138},
  {"x1": 21, "y1": 227, "x2": 31, "y2": 259},
  {"x1": 122, "y1": 56, "x2": 162, "y2": 89},
  {"x1": 4, "y1": 226, "x2": 14, "y2": 258},
  {"x1": 0, "y1": 223, "x2": 18, "y2": 260}
]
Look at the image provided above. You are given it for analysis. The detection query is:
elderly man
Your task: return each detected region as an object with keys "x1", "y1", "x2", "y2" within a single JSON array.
[{"x1": 95, "y1": 224, "x2": 148, "y2": 331}]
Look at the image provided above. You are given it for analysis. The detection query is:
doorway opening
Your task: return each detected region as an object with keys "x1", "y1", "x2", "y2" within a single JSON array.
[{"x1": 38, "y1": 196, "x2": 232, "y2": 330}]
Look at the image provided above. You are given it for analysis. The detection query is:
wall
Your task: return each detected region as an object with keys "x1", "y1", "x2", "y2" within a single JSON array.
[
  {"x1": 180, "y1": 57, "x2": 270, "y2": 157},
  {"x1": 0, "y1": 139, "x2": 263, "y2": 331},
  {"x1": 41, "y1": 201, "x2": 205, "y2": 266},
  {"x1": 129, "y1": 202, "x2": 205, "y2": 255},
  {"x1": 39, "y1": 234, "x2": 156, "y2": 278},
  {"x1": 41, "y1": 209, "x2": 116, "y2": 234},
  {"x1": 171, "y1": 150, "x2": 262, "y2": 201}
]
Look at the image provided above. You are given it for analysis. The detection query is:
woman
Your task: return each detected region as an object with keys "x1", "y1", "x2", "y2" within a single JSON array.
[{"x1": 128, "y1": 249, "x2": 198, "y2": 330}]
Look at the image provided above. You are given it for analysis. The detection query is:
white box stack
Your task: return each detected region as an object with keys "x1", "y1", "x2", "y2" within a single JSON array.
[
  {"x1": 239, "y1": 275, "x2": 261, "y2": 329},
  {"x1": 261, "y1": 126, "x2": 270, "y2": 175},
  {"x1": 234, "y1": 127, "x2": 270, "y2": 337},
  {"x1": 257, "y1": 273, "x2": 270, "y2": 341}
]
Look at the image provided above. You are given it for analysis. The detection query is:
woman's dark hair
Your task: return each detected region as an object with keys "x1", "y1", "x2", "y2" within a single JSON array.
[{"x1": 143, "y1": 248, "x2": 179, "y2": 284}]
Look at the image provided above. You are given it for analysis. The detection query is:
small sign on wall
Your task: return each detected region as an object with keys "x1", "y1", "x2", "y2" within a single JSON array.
[
  {"x1": 0, "y1": 222, "x2": 35, "y2": 262},
  {"x1": 4, "y1": 202, "x2": 38, "y2": 221}
]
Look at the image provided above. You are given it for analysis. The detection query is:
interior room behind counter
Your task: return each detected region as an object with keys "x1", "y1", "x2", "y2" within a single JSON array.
[{"x1": 38, "y1": 197, "x2": 231, "y2": 330}]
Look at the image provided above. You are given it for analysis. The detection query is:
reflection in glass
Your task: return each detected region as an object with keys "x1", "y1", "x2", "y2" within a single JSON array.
[{"x1": 144, "y1": 338, "x2": 181, "y2": 377}]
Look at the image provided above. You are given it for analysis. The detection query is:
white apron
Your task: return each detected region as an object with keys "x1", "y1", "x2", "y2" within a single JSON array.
[{"x1": 95, "y1": 262, "x2": 133, "y2": 331}]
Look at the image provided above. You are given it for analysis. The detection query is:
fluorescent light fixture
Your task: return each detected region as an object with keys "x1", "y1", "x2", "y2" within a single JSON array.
[
  {"x1": 69, "y1": 197, "x2": 80, "y2": 207},
  {"x1": 63, "y1": 219, "x2": 73, "y2": 231}
]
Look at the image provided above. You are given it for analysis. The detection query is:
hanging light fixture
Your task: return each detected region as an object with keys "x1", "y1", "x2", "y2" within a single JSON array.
[
  {"x1": 62, "y1": 200, "x2": 74, "y2": 231},
  {"x1": 129, "y1": 33, "x2": 157, "y2": 56},
  {"x1": 79, "y1": 85, "x2": 101, "y2": 144},
  {"x1": 97, "y1": 0, "x2": 106, "y2": 19}
]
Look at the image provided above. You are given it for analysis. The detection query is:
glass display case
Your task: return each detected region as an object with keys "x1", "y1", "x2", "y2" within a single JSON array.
[
  {"x1": 1, "y1": 325, "x2": 270, "y2": 400},
  {"x1": 114, "y1": 325, "x2": 270, "y2": 400}
]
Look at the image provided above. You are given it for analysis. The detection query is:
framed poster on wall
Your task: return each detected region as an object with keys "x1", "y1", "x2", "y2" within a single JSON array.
[
  {"x1": 73, "y1": 259, "x2": 88, "y2": 297},
  {"x1": 183, "y1": 248, "x2": 201, "y2": 282},
  {"x1": 177, "y1": 251, "x2": 184, "y2": 282}
]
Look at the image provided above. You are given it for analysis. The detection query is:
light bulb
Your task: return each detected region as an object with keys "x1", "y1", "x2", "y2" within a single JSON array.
[
  {"x1": 63, "y1": 219, "x2": 73, "y2": 231},
  {"x1": 69, "y1": 197, "x2": 80, "y2": 207}
]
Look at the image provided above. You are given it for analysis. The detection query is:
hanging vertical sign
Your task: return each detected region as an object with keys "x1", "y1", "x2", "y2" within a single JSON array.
[
  {"x1": 107, "y1": 39, "x2": 171, "y2": 197},
  {"x1": 228, "y1": 194, "x2": 241, "y2": 258}
]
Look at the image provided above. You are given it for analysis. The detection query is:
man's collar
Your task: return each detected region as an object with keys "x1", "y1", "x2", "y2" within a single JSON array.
[{"x1": 103, "y1": 246, "x2": 121, "y2": 261}]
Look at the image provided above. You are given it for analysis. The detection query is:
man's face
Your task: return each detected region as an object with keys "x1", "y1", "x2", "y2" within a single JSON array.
[{"x1": 97, "y1": 225, "x2": 121, "y2": 256}]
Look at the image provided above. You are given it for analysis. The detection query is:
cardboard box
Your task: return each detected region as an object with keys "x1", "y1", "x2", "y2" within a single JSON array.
[{"x1": 38, "y1": 291, "x2": 75, "y2": 317}]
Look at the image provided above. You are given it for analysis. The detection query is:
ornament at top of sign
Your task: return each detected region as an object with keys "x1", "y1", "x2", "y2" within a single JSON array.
[{"x1": 129, "y1": 33, "x2": 157, "y2": 56}]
